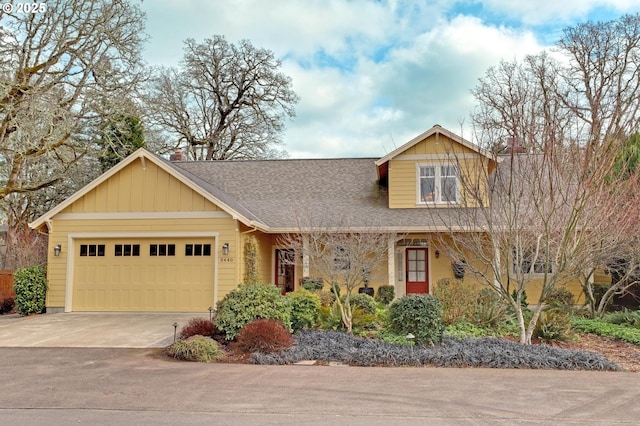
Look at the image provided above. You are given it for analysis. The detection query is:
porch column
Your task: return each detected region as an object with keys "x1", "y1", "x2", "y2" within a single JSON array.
[
  {"x1": 302, "y1": 235, "x2": 310, "y2": 277},
  {"x1": 388, "y1": 236, "x2": 395, "y2": 286}
]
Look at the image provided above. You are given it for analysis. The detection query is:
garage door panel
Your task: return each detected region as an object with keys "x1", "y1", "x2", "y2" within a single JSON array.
[{"x1": 73, "y1": 238, "x2": 215, "y2": 312}]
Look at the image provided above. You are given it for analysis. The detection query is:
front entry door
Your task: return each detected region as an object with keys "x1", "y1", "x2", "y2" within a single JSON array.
[
  {"x1": 406, "y1": 248, "x2": 429, "y2": 294},
  {"x1": 275, "y1": 249, "x2": 295, "y2": 294}
]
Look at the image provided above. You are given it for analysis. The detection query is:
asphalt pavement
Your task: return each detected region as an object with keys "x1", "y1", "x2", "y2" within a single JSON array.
[
  {"x1": 0, "y1": 347, "x2": 638, "y2": 425},
  {"x1": 0, "y1": 313, "x2": 638, "y2": 424}
]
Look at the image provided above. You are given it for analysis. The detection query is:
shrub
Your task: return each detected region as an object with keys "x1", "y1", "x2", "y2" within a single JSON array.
[
  {"x1": 474, "y1": 289, "x2": 509, "y2": 327},
  {"x1": 179, "y1": 317, "x2": 216, "y2": 340},
  {"x1": 300, "y1": 277, "x2": 323, "y2": 291},
  {"x1": 344, "y1": 293, "x2": 377, "y2": 315},
  {"x1": 166, "y1": 335, "x2": 224, "y2": 362},
  {"x1": 387, "y1": 294, "x2": 444, "y2": 346},
  {"x1": 317, "y1": 304, "x2": 343, "y2": 330},
  {"x1": 545, "y1": 286, "x2": 575, "y2": 306},
  {"x1": 316, "y1": 290, "x2": 336, "y2": 306},
  {"x1": 374, "y1": 285, "x2": 395, "y2": 305},
  {"x1": 533, "y1": 311, "x2": 574, "y2": 343},
  {"x1": 603, "y1": 309, "x2": 640, "y2": 328},
  {"x1": 434, "y1": 278, "x2": 477, "y2": 324},
  {"x1": 351, "y1": 308, "x2": 380, "y2": 332},
  {"x1": 235, "y1": 319, "x2": 294, "y2": 354},
  {"x1": 215, "y1": 282, "x2": 292, "y2": 340},
  {"x1": 287, "y1": 289, "x2": 321, "y2": 332},
  {"x1": 13, "y1": 265, "x2": 47, "y2": 316},
  {"x1": 243, "y1": 235, "x2": 260, "y2": 284},
  {"x1": 0, "y1": 294, "x2": 15, "y2": 314}
]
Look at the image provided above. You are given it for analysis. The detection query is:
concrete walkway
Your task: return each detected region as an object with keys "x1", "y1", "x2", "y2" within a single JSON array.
[{"x1": 0, "y1": 312, "x2": 203, "y2": 347}]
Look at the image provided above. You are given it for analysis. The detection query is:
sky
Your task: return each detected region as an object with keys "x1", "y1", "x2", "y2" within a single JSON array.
[{"x1": 141, "y1": 0, "x2": 640, "y2": 159}]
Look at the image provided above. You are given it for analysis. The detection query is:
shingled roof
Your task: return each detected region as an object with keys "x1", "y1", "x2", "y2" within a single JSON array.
[{"x1": 171, "y1": 157, "x2": 473, "y2": 232}]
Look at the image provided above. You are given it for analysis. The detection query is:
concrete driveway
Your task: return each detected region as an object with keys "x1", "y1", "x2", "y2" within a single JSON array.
[{"x1": 0, "y1": 312, "x2": 203, "y2": 348}]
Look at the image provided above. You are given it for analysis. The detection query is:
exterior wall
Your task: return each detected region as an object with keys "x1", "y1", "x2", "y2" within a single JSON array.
[
  {"x1": 394, "y1": 234, "x2": 587, "y2": 305},
  {"x1": 387, "y1": 133, "x2": 491, "y2": 208},
  {"x1": 45, "y1": 158, "x2": 240, "y2": 312},
  {"x1": 63, "y1": 159, "x2": 220, "y2": 214},
  {"x1": 46, "y1": 217, "x2": 239, "y2": 311}
]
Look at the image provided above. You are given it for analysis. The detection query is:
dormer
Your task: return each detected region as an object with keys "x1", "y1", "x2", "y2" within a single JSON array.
[{"x1": 376, "y1": 125, "x2": 497, "y2": 209}]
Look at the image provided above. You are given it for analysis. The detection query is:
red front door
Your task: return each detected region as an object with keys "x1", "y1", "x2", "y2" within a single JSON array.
[{"x1": 406, "y1": 248, "x2": 429, "y2": 294}]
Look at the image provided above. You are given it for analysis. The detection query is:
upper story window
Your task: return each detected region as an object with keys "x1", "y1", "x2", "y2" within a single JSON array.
[{"x1": 418, "y1": 164, "x2": 458, "y2": 204}]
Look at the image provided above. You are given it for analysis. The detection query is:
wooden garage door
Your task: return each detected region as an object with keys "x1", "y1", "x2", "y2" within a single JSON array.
[{"x1": 73, "y1": 238, "x2": 215, "y2": 312}]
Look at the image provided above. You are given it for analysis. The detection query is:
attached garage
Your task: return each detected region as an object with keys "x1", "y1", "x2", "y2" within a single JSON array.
[{"x1": 72, "y1": 237, "x2": 216, "y2": 312}]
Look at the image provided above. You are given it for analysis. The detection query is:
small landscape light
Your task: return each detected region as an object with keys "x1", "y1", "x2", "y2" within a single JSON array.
[
  {"x1": 208, "y1": 306, "x2": 214, "y2": 321},
  {"x1": 406, "y1": 333, "x2": 415, "y2": 356},
  {"x1": 173, "y1": 322, "x2": 178, "y2": 343}
]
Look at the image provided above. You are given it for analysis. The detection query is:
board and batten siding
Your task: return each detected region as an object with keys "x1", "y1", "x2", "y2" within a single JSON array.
[
  {"x1": 44, "y1": 157, "x2": 241, "y2": 311},
  {"x1": 64, "y1": 159, "x2": 220, "y2": 214},
  {"x1": 388, "y1": 133, "x2": 491, "y2": 208}
]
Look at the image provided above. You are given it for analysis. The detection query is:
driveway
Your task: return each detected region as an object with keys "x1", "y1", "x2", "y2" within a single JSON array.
[{"x1": 0, "y1": 312, "x2": 202, "y2": 348}]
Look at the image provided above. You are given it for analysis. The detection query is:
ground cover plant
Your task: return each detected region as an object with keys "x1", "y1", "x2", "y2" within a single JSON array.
[
  {"x1": 252, "y1": 329, "x2": 619, "y2": 370},
  {"x1": 572, "y1": 317, "x2": 640, "y2": 345},
  {"x1": 166, "y1": 335, "x2": 224, "y2": 362}
]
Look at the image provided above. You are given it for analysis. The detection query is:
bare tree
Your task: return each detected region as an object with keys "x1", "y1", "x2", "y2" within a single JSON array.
[
  {"x1": 0, "y1": 0, "x2": 147, "y2": 202},
  {"x1": 447, "y1": 14, "x2": 640, "y2": 343},
  {"x1": 144, "y1": 36, "x2": 299, "y2": 160},
  {"x1": 440, "y1": 140, "x2": 625, "y2": 344},
  {"x1": 558, "y1": 14, "x2": 640, "y2": 147},
  {"x1": 280, "y1": 217, "x2": 395, "y2": 334}
]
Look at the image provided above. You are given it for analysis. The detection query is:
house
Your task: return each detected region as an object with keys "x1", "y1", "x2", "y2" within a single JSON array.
[{"x1": 29, "y1": 125, "x2": 584, "y2": 313}]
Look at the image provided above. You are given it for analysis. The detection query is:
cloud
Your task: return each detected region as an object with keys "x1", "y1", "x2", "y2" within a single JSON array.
[
  {"x1": 477, "y1": 0, "x2": 640, "y2": 25},
  {"x1": 140, "y1": 1, "x2": 615, "y2": 158}
]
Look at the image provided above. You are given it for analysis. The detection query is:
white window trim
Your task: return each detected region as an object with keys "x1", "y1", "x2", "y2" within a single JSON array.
[{"x1": 416, "y1": 163, "x2": 459, "y2": 205}]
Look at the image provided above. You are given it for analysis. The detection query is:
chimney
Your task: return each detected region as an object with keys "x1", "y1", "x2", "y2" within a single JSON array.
[
  {"x1": 170, "y1": 151, "x2": 187, "y2": 161},
  {"x1": 505, "y1": 137, "x2": 525, "y2": 154}
]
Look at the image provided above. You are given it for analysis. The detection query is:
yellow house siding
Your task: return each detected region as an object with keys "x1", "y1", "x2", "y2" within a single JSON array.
[
  {"x1": 46, "y1": 216, "x2": 239, "y2": 311},
  {"x1": 387, "y1": 133, "x2": 491, "y2": 208},
  {"x1": 64, "y1": 160, "x2": 219, "y2": 214}
]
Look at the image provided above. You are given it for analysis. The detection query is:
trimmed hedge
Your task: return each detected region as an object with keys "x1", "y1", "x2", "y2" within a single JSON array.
[
  {"x1": 387, "y1": 294, "x2": 444, "y2": 346},
  {"x1": 13, "y1": 265, "x2": 47, "y2": 316}
]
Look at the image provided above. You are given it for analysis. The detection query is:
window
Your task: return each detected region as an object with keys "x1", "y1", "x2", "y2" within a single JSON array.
[
  {"x1": 333, "y1": 246, "x2": 350, "y2": 271},
  {"x1": 185, "y1": 244, "x2": 211, "y2": 256},
  {"x1": 80, "y1": 244, "x2": 105, "y2": 257},
  {"x1": 115, "y1": 244, "x2": 140, "y2": 257},
  {"x1": 150, "y1": 244, "x2": 176, "y2": 256},
  {"x1": 419, "y1": 164, "x2": 458, "y2": 204},
  {"x1": 513, "y1": 249, "x2": 553, "y2": 275}
]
